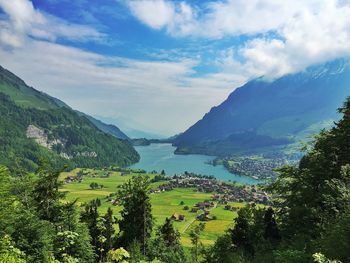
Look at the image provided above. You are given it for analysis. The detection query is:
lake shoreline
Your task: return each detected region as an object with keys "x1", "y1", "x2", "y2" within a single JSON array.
[{"x1": 130, "y1": 143, "x2": 262, "y2": 185}]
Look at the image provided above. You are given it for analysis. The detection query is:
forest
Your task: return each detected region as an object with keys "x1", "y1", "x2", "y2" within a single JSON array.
[{"x1": 0, "y1": 93, "x2": 139, "y2": 173}]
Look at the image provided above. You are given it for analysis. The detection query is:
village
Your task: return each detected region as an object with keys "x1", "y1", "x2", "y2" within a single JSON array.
[
  {"x1": 210, "y1": 154, "x2": 300, "y2": 180},
  {"x1": 151, "y1": 173, "x2": 271, "y2": 222},
  {"x1": 152, "y1": 173, "x2": 270, "y2": 204},
  {"x1": 63, "y1": 169, "x2": 271, "y2": 224}
]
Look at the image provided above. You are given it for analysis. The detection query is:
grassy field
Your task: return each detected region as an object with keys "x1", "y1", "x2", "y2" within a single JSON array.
[{"x1": 59, "y1": 168, "x2": 243, "y2": 247}]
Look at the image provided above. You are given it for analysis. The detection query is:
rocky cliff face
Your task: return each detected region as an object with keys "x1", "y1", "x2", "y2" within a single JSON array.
[
  {"x1": 26, "y1": 124, "x2": 98, "y2": 159},
  {"x1": 26, "y1": 125, "x2": 62, "y2": 149}
]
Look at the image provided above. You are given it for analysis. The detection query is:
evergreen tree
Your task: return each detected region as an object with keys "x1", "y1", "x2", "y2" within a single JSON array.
[
  {"x1": 148, "y1": 218, "x2": 186, "y2": 263},
  {"x1": 190, "y1": 223, "x2": 205, "y2": 263},
  {"x1": 81, "y1": 199, "x2": 101, "y2": 259},
  {"x1": 103, "y1": 207, "x2": 116, "y2": 254},
  {"x1": 117, "y1": 176, "x2": 153, "y2": 254},
  {"x1": 269, "y1": 98, "x2": 350, "y2": 242},
  {"x1": 230, "y1": 206, "x2": 254, "y2": 256},
  {"x1": 32, "y1": 163, "x2": 65, "y2": 222},
  {"x1": 159, "y1": 217, "x2": 180, "y2": 247},
  {"x1": 263, "y1": 207, "x2": 280, "y2": 243}
]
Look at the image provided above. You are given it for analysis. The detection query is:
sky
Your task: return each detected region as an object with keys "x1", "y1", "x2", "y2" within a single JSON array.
[{"x1": 1, "y1": 0, "x2": 350, "y2": 136}]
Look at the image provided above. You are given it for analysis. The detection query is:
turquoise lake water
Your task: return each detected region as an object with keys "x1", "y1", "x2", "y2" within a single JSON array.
[{"x1": 130, "y1": 143, "x2": 259, "y2": 185}]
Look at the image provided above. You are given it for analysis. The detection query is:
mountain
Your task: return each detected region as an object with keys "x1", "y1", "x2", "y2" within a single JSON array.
[
  {"x1": 95, "y1": 115, "x2": 166, "y2": 139},
  {"x1": 0, "y1": 65, "x2": 139, "y2": 172},
  {"x1": 76, "y1": 112, "x2": 130, "y2": 140},
  {"x1": 174, "y1": 59, "x2": 350, "y2": 156}
]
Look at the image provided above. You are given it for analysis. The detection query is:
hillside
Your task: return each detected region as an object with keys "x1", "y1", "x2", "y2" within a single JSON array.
[
  {"x1": 174, "y1": 59, "x2": 350, "y2": 156},
  {"x1": 0, "y1": 66, "x2": 139, "y2": 172},
  {"x1": 76, "y1": 112, "x2": 130, "y2": 140}
]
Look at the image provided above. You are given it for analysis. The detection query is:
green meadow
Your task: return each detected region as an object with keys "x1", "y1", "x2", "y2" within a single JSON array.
[{"x1": 59, "y1": 168, "x2": 243, "y2": 247}]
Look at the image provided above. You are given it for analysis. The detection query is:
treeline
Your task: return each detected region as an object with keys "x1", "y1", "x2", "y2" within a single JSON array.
[
  {"x1": 0, "y1": 93, "x2": 139, "y2": 173},
  {"x1": 0, "y1": 163, "x2": 186, "y2": 262}
]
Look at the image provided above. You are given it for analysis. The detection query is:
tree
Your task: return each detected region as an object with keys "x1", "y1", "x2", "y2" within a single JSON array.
[
  {"x1": 103, "y1": 208, "x2": 116, "y2": 254},
  {"x1": 269, "y1": 98, "x2": 350, "y2": 240},
  {"x1": 90, "y1": 182, "x2": 99, "y2": 190},
  {"x1": 148, "y1": 218, "x2": 186, "y2": 263},
  {"x1": 107, "y1": 248, "x2": 130, "y2": 263},
  {"x1": 81, "y1": 199, "x2": 101, "y2": 260},
  {"x1": 263, "y1": 207, "x2": 280, "y2": 243},
  {"x1": 317, "y1": 206, "x2": 350, "y2": 262},
  {"x1": 159, "y1": 218, "x2": 180, "y2": 247},
  {"x1": 54, "y1": 202, "x2": 94, "y2": 262},
  {"x1": 190, "y1": 223, "x2": 205, "y2": 263},
  {"x1": 230, "y1": 206, "x2": 254, "y2": 256},
  {"x1": 205, "y1": 234, "x2": 237, "y2": 263},
  {"x1": 32, "y1": 163, "x2": 66, "y2": 222},
  {"x1": 0, "y1": 235, "x2": 26, "y2": 263},
  {"x1": 117, "y1": 176, "x2": 153, "y2": 254}
]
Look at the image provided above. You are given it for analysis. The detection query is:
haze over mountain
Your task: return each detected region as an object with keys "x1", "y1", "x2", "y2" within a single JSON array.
[{"x1": 174, "y1": 59, "x2": 350, "y2": 156}]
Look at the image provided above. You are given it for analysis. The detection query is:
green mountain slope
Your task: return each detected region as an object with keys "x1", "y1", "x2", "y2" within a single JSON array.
[
  {"x1": 77, "y1": 112, "x2": 130, "y2": 140},
  {"x1": 174, "y1": 59, "x2": 350, "y2": 156},
  {"x1": 0, "y1": 66, "x2": 139, "y2": 172}
]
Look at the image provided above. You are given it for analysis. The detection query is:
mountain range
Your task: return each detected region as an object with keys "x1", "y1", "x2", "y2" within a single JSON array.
[
  {"x1": 0, "y1": 65, "x2": 139, "y2": 172},
  {"x1": 174, "y1": 59, "x2": 350, "y2": 156}
]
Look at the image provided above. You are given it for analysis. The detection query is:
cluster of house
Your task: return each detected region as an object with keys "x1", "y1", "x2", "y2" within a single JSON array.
[
  {"x1": 224, "y1": 156, "x2": 298, "y2": 180},
  {"x1": 152, "y1": 175, "x2": 270, "y2": 205},
  {"x1": 171, "y1": 201, "x2": 215, "y2": 222},
  {"x1": 64, "y1": 174, "x2": 83, "y2": 183}
]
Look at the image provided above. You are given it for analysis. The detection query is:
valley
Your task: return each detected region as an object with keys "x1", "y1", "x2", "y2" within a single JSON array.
[{"x1": 59, "y1": 167, "x2": 261, "y2": 248}]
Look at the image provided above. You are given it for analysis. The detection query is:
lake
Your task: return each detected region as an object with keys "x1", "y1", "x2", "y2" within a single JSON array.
[{"x1": 130, "y1": 143, "x2": 260, "y2": 185}]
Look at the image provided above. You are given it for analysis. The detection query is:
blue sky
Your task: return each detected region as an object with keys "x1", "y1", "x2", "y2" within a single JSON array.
[{"x1": 1, "y1": 0, "x2": 350, "y2": 136}]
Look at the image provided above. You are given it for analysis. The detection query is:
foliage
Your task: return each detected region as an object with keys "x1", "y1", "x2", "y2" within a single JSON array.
[
  {"x1": 206, "y1": 97, "x2": 350, "y2": 262},
  {"x1": 0, "y1": 235, "x2": 26, "y2": 263},
  {"x1": 313, "y1": 253, "x2": 341, "y2": 263},
  {"x1": 0, "y1": 164, "x2": 94, "y2": 262},
  {"x1": 190, "y1": 222, "x2": 205, "y2": 263},
  {"x1": 107, "y1": 248, "x2": 130, "y2": 263},
  {"x1": 117, "y1": 176, "x2": 154, "y2": 252},
  {"x1": 148, "y1": 218, "x2": 186, "y2": 263}
]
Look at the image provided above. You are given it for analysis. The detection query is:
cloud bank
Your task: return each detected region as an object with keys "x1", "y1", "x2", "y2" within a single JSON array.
[
  {"x1": 128, "y1": 0, "x2": 350, "y2": 78},
  {"x1": 0, "y1": 0, "x2": 104, "y2": 47}
]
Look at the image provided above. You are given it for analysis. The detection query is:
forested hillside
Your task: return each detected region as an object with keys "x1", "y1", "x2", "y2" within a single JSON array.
[{"x1": 0, "y1": 66, "x2": 139, "y2": 172}]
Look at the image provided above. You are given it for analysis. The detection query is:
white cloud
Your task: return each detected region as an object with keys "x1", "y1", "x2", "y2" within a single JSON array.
[
  {"x1": 228, "y1": 0, "x2": 350, "y2": 79},
  {"x1": 0, "y1": 0, "x2": 104, "y2": 47},
  {"x1": 0, "y1": 40, "x2": 236, "y2": 135},
  {"x1": 127, "y1": 0, "x2": 196, "y2": 36},
  {"x1": 128, "y1": 0, "x2": 350, "y2": 79},
  {"x1": 128, "y1": 0, "x2": 175, "y2": 29}
]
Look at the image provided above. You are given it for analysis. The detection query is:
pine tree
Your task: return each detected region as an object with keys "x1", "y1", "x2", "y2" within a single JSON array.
[
  {"x1": 190, "y1": 223, "x2": 205, "y2": 263},
  {"x1": 103, "y1": 208, "x2": 116, "y2": 254},
  {"x1": 148, "y1": 218, "x2": 186, "y2": 263},
  {"x1": 263, "y1": 207, "x2": 280, "y2": 242},
  {"x1": 159, "y1": 217, "x2": 179, "y2": 247},
  {"x1": 81, "y1": 199, "x2": 101, "y2": 259},
  {"x1": 117, "y1": 176, "x2": 153, "y2": 254}
]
